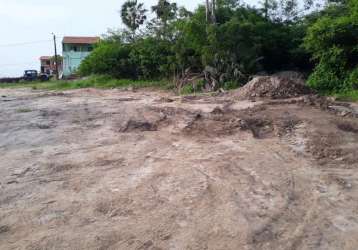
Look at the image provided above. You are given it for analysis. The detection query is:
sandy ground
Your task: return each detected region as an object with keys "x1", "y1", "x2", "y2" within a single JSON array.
[{"x1": 0, "y1": 88, "x2": 358, "y2": 250}]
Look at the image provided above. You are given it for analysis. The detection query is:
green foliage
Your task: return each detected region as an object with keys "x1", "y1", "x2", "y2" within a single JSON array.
[
  {"x1": 172, "y1": 6, "x2": 207, "y2": 70},
  {"x1": 151, "y1": 0, "x2": 178, "y2": 24},
  {"x1": 147, "y1": 0, "x2": 180, "y2": 40},
  {"x1": 334, "y1": 90, "x2": 358, "y2": 102},
  {"x1": 345, "y1": 67, "x2": 358, "y2": 89},
  {"x1": 130, "y1": 38, "x2": 173, "y2": 79},
  {"x1": 304, "y1": 0, "x2": 358, "y2": 92},
  {"x1": 222, "y1": 80, "x2": 241, "y2": 90},
  {"x1": 79, "y1": 37, "x2": 174, "y2": 80},
  {"x1": 0, "y1": 75, "x2": 170, "y2": 91},
  {"x1": 16, "y1": 108, "x2": 32, "y2": 113},
  {"x1": 180, "y1": 80, "x2": 205, "y2": 94},
  {"x1": 74, "y1": 0, "x2": 356, "y2": 94},
  {"x1": 78, "y1": 42, "x2": 136, "y2": 79},
  {"x1": 121, "y1": 0, "x2": 147, "y2": 32},
  {"x1": 307, "y1": 60, "x2": 343, "y2": 92},
  {"x1": 260, "y1": 0, "x2": 319, "y2": 22}
]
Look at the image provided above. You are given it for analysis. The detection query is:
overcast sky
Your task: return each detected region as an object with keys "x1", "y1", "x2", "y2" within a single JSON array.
[{"x1": 0, "y1": 0, "x2": 258, "y2": 77}]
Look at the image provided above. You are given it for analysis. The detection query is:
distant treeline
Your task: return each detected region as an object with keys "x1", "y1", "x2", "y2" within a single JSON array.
[{"x1": 78, "y1": 0, "x2": 356, "y2": 94}]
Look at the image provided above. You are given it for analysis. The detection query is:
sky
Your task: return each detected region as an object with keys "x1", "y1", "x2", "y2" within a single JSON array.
[{"x1": 0, "y1": 0, "x2": 257, "y2": 77}]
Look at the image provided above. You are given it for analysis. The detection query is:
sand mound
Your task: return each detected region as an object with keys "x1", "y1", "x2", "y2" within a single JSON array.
[{"x1": 233, "y1": 72, "x2": 312, "y2": 99}]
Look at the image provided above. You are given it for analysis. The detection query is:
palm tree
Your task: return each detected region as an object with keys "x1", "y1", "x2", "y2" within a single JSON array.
[
  {"x1": 150, "y1": 0, "x2": 178, "y2": 38},
  {"x1": 151, "y1": 0, "x2": 177, "y2": 26},
  {"x1": 120, "y1": 0, "x2": 147, "y2": 38}
]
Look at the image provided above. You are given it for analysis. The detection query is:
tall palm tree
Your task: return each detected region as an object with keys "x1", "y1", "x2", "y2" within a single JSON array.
[
  {"x1": 120, "y1": 0, "x2": 147, "y2": 38},
  {"x1": 151, "y1": 0, "x2": 177, "y2": 24}
]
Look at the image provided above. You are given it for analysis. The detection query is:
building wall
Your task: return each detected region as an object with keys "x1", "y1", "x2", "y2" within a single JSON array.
[
  {"x1": 40, "y1": 59, "x2": 51, "y2": 74},
  {"x1": 40, "y1": 58, "x2": 63, "y2": 75},
  {"x1": 62, "y1": 44, "x2": 94, "y2": 77}
]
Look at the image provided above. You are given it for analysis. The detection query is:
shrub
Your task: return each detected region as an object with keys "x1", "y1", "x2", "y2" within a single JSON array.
[
  {"x1": 180, "y1": 80, "x2": 205, "y2": 94},
  {"x1": 307, "y1": 62, "x2": 343, "y2": 92},
  {"x1": 79, "y1": 42, "x2": 137, "y2": 79},
  {"x1": 345, "y1": 67, "x2": 358, "y2": 90},
  {"x1": 304, "y1": 0, "x2": 358, "y2": 92},
  {"x1": 130, "y1": 38, "x2": 173, "y2": 79}
]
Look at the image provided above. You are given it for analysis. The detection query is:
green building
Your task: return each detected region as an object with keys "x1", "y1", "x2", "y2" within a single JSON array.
[{"x1": 62, "y1": 36, "x2": 99, "y2": 77}]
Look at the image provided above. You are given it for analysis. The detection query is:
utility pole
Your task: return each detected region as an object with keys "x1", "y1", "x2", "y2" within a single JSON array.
[{"x1": 52, "y1": 33, "x2": 59, "y2": 80}]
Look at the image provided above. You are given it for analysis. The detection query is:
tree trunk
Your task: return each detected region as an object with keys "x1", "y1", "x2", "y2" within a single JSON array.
[
  {"x1": 264, "y1": 0, "x2": 269, "y2": 19},
  {"x1": 211, "y1": 0, "x2": 216, "y2": 23},
  {"x1": 206, "y1": 0, "x2": 210, "y2": 22}
]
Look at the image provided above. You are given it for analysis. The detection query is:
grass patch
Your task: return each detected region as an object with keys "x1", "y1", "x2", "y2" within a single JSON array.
[
  {"x1": 179, "y1": 80, "x2": 205, "y2": 95},
  {"x1": 16, "y1": 108, "x2": 32, "y2": 113},
  {"x1": 333, "y1": 90, "x2": 358, "y2": 102},
  {"x1": 178, "y1": 80, "x2": 244, "y2": 95},
  {"x1": 0, "y1": 75, "x2": 171, "y2": 91}
]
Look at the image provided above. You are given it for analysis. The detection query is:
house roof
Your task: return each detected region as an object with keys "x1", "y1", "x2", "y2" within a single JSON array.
[
  {"x1": 40, "y1": 56, "x2": 51, "y2": 60},
  {"x1": 62, "y1": 36, "x2": 100, "y2": 44}
]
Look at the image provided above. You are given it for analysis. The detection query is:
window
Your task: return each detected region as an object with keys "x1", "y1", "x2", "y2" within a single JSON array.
[
  {"x1": 88, "y1": 46, "x2": 93, "y2": 52},
  {"x1": 72, "y1": 46, "x2": 78, "y2": 52}
]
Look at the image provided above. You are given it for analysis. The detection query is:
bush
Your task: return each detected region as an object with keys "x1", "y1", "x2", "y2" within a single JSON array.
[
  {"x1": 130, "y1": 38, "x2": 173, "y2": 79},
  {"x1": 79, "y1": 42, "x2": 137, "y2": 79},
  {"x1": 180, "y1": 80, "x2": 205, "y2": 94},
  {"x1": 307, "y1": 62, "x2": 343, "y2": 92},
  {"x1": 345, "y1": 67, "x2": 358, "y2": 90},
  {"x1": 304, "y1": 0, "x2": 358, "y2": 92},
  {"x1": 307, "y1": 47, "x2": 347, "y2": 92}
]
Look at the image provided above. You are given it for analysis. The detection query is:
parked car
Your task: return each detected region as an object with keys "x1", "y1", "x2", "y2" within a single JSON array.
[
  {"x1": 38, "y1": 73, "x2": 50, "y2": 82},
  {"x1": 23, "y1": 70, "x2": 38, "y2": 81},
  {"x1": 23, "y1": 70, "x2": 50, "y2": 82}
]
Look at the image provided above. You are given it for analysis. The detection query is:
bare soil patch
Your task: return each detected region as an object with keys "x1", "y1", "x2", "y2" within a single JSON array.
[{"x1": 0, "y1": 88, "x2": 358, "y2": 250}]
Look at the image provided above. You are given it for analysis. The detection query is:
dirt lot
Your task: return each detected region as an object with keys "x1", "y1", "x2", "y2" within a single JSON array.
[{"x1": 0, "y1": 88, "x2": 358, "y2": 250}]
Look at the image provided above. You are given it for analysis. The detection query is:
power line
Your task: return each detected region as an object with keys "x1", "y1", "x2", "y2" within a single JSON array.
[
  {"x1": 0, "y1": 62, "x2": 37, "y2": 67},
  {"x1": 0, "y1": 39, "x2": 53, "y2": 48}
]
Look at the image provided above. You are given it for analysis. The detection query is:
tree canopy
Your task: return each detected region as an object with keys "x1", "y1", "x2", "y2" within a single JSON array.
[{"x1": 79, "y1": 0, "x2": 358, "y2": 93}]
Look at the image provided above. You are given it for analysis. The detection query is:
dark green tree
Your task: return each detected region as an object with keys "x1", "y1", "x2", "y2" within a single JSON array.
[
  {"x1": 152, "y1": 0, "x2": 178, "y2": 23},
  {"x1": 304, "y1": 0, "x2": 358, "y2": 91},
  {"x1": 148, "y1": 0, "x2": 178, "y2": 39},
  {"x1": 120, "y1": 0, "x2": 147, "y2": 39}
]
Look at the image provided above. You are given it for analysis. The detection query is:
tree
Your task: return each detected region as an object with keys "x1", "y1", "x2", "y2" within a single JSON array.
[
  {"x1": 260, "y1": 0, "x2": 318, "y2": 21},
  {"x1": 217, "y1": 0, "x2": 240, "y2": 9},
  {"x1": 130, "y1": 38, "x2": 173, "y2": 79},
  {"x1": 79, "y1": 0, "x2": 357, "y2": 94},
  {"x1": 304, "y1": 0, "x2": 358, "y2": 91},
  {"x1": 120, "y1": 0, "x2": 147, "y2": 39},
  {"x1": 151, "y1": 0, "x2": 178, "y2": 24},
  {"x1": 149, "y1": 0, "x2": 178, "y2": 39}
]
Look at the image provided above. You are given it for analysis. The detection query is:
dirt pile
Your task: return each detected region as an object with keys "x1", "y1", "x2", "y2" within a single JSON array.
[{"x1": 233, "y1": 72, "x2": 312, "y2": 99}]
